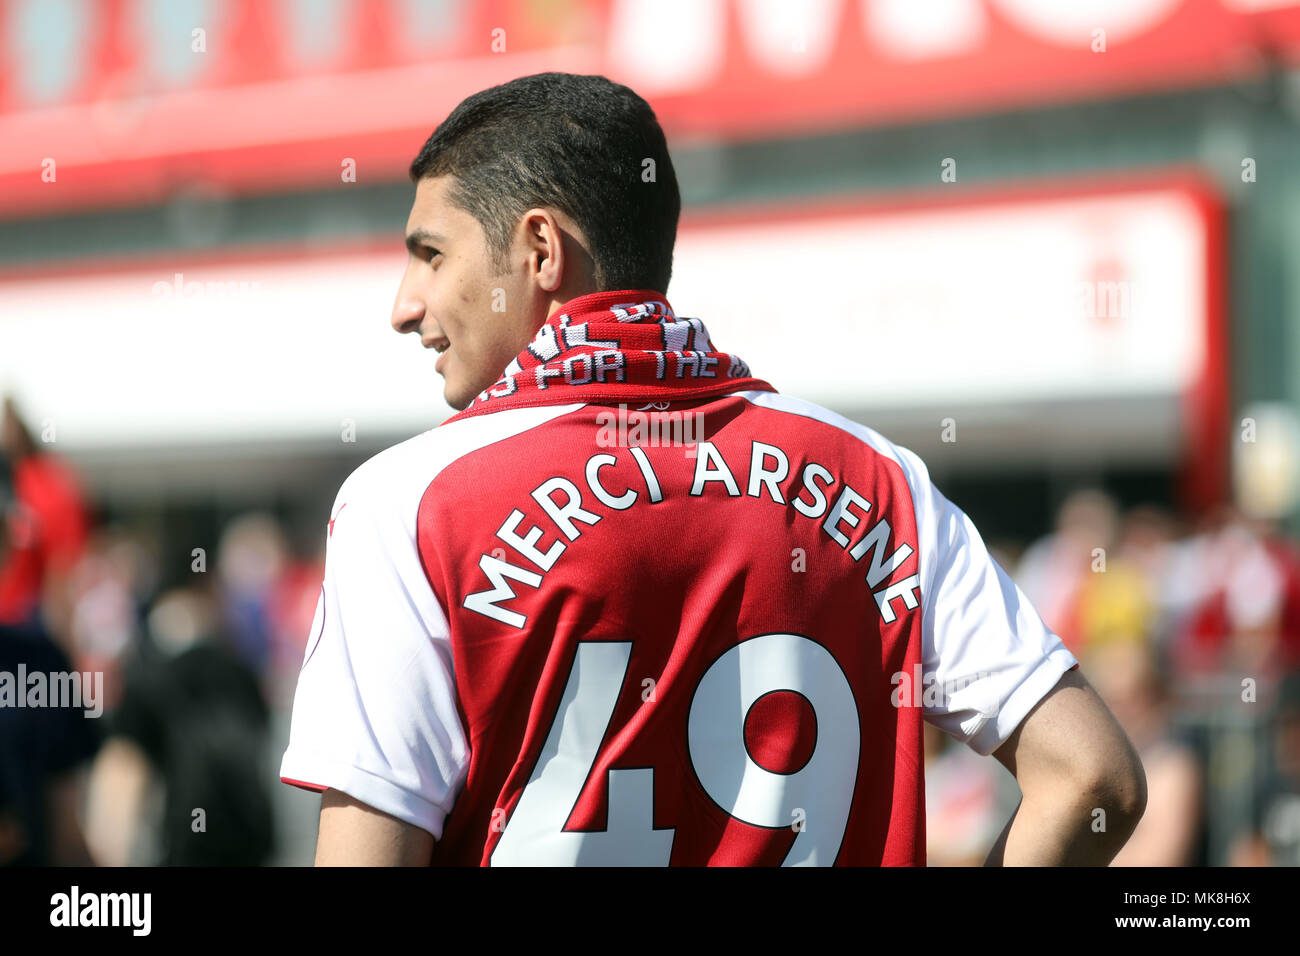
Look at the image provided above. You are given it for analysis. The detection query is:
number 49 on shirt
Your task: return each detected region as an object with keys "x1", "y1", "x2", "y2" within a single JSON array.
[{"x1": 491, "y1": 633, "x2": 860, "y2": 866}]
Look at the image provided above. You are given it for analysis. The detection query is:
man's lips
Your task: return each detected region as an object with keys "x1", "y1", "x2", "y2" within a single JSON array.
[{"x1": 422, "y1": 336, "x2": 450, "y2": 374}]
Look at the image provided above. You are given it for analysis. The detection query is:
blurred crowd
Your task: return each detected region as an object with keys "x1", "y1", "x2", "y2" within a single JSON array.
[
  {"x1": 0, "y1": 399, "x2": 322, "y2": 866},
  {"x1": 2, "y1": 393, "x2": 1298, "y2": 866},
  {"x1": 927, "y1": 489, "x2": 1300, "y2": 866}
]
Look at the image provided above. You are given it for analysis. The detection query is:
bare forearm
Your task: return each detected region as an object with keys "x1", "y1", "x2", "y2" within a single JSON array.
[
  {"x1": 985, "y1": 790, "x2": 1140, "y2": 866},
  {"x1": 985, "y1": 668, "x2": 1148, "y2": 866}
]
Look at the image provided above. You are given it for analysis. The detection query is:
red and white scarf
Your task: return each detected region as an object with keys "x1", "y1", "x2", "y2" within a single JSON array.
[{"x1": 443, "y1": 289, "x2": 775, "y2": 422}]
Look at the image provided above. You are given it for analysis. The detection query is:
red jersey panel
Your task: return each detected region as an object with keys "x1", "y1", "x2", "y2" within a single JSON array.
[{"x1": 418, "y1": 396, "x2": 924, "y2": 865}]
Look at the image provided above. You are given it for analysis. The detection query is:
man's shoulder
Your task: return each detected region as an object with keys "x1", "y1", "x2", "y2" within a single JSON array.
[
  {"x1": 733, "y1": 389, "x2": 934, "y2": 491},
  {"x1": 333, "y1": 403, "x2": 589, "y2": 516}
]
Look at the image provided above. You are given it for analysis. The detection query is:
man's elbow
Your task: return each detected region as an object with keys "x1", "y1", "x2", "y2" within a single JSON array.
[{"x1": 1076, "y1": 740, "x2": 1148, "y2": 835}]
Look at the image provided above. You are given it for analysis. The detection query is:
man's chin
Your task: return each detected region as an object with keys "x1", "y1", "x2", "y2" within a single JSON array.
[
  {"x1": 444, "y1": 386, "x2": 473, "y2": 412},
  {"x1": 445, "y1": 369, "x2": 514, "y2": 412},
  {"x1": 444, "y1": 374, "x2": 488, "y2": 411}
]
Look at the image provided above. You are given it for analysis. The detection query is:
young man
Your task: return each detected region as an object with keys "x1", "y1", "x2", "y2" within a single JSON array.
[{"x1": 280, "y1": 72, "x2": 1146, "y2": 866}]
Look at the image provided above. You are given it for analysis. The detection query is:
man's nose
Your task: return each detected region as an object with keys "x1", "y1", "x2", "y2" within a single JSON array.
[{"x1": 391, "y1": 295, "x2": 424, "y2": 335}]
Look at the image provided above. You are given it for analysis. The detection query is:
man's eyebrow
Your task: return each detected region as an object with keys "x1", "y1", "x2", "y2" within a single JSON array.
[{"x1": 405, "y1": 229, "x2": 446, "y2": 254}]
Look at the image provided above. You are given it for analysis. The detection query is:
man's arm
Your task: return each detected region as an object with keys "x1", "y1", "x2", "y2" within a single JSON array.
[
  {"x1": 280, "y1": 466, "x2": 467, "y2": 865},
  {"x1": 985, "y1": 667, "x2": 1147, "y2": 866},
  {"x1": 315, "y1": 789, "x2": 436, "y2": 866}
]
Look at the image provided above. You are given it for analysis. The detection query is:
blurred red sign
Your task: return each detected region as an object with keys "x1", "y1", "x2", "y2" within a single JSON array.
[{"x1": 1, "y1": 0, "x2": 1298, "y2": 214}]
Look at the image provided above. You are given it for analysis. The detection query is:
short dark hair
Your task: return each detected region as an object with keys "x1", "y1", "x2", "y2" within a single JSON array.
[{"x1": 409, "y1": 72, "x2": 680, "y2": 292}]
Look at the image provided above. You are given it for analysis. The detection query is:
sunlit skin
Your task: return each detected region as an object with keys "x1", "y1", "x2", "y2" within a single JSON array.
[{"x1": 391, "y1": 175, "x2": 599, "y2": 410}]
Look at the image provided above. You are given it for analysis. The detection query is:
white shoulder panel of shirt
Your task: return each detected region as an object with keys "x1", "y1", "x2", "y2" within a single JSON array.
[
  {"x1": 734, "y1": 390, "x2": 1078, "y2": 756},
  {"x1": 279, "y1": 403, "x2": 584, "y2": 839}
]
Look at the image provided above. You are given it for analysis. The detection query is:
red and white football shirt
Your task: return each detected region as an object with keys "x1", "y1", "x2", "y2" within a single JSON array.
[{"x1": 280, "y1": 290, "x2": 1077, "y2": 865}]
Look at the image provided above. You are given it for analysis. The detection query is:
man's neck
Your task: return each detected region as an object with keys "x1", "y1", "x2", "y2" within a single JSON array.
[{"x1": 545, "y1": 287, "x2": 599, "y2": 319}]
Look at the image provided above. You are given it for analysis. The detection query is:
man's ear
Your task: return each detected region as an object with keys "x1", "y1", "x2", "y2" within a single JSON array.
[{"x1": 520, "y1": 207, "x2": 565, "y2": 294}]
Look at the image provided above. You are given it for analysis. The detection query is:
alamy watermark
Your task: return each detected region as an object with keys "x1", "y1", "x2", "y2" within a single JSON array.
[
  {"x1": 890, "y1": 664, "x2": 997, "y2": 717},
  {"x1": 0, "y1": 666, "x2": 103, "y2": 718},
  {"x1": 150, "y1": 272, "x2": 261, "y2": 299},
  {"x1": 50, "y1": 886, "x2": 150, "y2": 936},
  {"x1": 595, "y1": 403, "x2": 704, "y2": 457}
]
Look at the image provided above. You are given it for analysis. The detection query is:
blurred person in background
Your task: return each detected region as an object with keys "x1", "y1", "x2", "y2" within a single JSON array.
[
  {"x1": 1087, "y1": 641, "x2": 1202, "y2": 866},
  {"x1": 216, "y1": 513, "x2": 287, "y2": 681},
  {"x1": 1016, "y1": 489, "x2": 1156, "y2": 661},
  {"x1": 923, "y1": 722, "x2": 1017, "y2": 866},
  {"x1": 0, "y1": 460, "x2": 100, "y2": 865},
  {"x1": 1228, "y1": 670, "x2": 1300, "y2": 866},
  {"x1": 264, "y1": 530, "x2": 327, "y2": 710},
  {"x1": 0, "y1": 397, "x2": 90, "y2": 644},
  {"x1": 1172, "y1": 507, "x2": 1300, "y2": 681},
  {"x1": 85, "y1": 585, "x2": 274, "y2": 866},
  {"x1": 1016, "y1": 489, "x2": 1118, "y2": 650},
  {"x1": 214, "y1": 511, "x2": 324, "y2": 707},
  {"x1": 1115, "y1": 505, "x2": 1187, "y2": 652},
  {"x1": 64, "y1": 526, "x2": 158, "y2": 716}
]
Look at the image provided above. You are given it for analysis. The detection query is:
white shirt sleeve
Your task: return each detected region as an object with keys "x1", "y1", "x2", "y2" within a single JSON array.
[
  {"x1": 898, "y1": 447, "x2": 1079, "y2": 756},
  {"x1": 279, "y1": 456, "x2": 469, "y2": 839}
]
